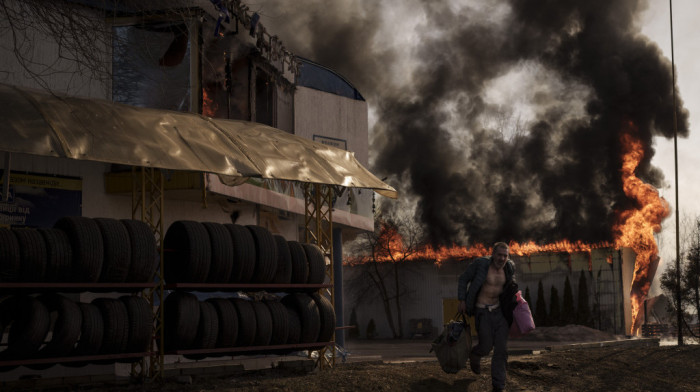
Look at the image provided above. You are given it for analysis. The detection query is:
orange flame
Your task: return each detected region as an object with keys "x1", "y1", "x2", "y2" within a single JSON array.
[
  {"x1": 346, "y1": 231, "x2": 611, "y2": 267},
  {"x1": 347, "y1": 123, "x2": 668, "y2": 336},
  {"x1": 613, "y1": 123, "x2": 670, "y2": 334},
  {"x1": 202, "y1": 88, "x2": 218, "y2": 117}
]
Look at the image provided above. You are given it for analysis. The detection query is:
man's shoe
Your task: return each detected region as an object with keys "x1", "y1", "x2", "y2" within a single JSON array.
[
  {"x1": 469, "y1": 353, "x2": 481, "y2": 374},
  {"x1": 492, "y1": 387, "x2": 504, "y2": 392}
]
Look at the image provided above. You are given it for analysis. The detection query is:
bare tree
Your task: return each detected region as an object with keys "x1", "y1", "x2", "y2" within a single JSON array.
[
  {"x1": 0, "y1": 0, "x2": 113, "y2": 91},
  {"x1": 347, "y1": 214, "x2": 425, "y2": 338},
  {"x1": 660, "y1": 216, "x2": 700, "y2": 343}
]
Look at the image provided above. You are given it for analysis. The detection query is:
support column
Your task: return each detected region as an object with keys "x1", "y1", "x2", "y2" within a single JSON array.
[
  {"x1": 333, "y1": 227, "x2": 344, "y2": 348},
  {"x1": 131, "y1": 166, "x2": 164, "y2": 380},
  {"x1": 303, "y1": 183, "x2": 335, "y2": 368}
]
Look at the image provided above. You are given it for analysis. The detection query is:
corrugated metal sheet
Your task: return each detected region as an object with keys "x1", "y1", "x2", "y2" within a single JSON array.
[{"x1": 0, "y1": 83, "x2": 397, "y2": 198}]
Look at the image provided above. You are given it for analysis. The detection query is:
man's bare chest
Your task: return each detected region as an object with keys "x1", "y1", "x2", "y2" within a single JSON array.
[{"x1": 485, "y1": 267, "x2": 505, "y2": 287}]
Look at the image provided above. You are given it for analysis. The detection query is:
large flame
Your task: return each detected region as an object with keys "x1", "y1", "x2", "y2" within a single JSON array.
[
  {"x1": 613, "y1": 123, "x2": 670, "y2": 334},
  {"x1": 347, "y1": 123, "x2": 668, "y2": 336}
]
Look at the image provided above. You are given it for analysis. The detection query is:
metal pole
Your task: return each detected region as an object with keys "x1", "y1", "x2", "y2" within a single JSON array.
[
  {"x1": 669, "y1": 0, "x2": 683, "y2": 345},
  {"x1": 2, "y1": 153, "x2": 10, "y2": 201},
  {"x1": 333, "y1": 228, "x2": 345, "y2": 348}
]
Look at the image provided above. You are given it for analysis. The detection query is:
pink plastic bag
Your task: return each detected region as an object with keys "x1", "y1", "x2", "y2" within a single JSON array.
[{"x1": 511, "y1": 290, "x2": 535, "y2": 335}]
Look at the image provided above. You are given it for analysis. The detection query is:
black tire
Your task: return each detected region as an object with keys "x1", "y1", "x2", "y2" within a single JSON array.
[
  {"x1": 288, "y1": 241, "x2": 309, "y2": 284},
  {"x1": 310, "y1": 293, "x2": 336, "y2": 343},
  {"x1": 0, "y1": 297, "x2": 17, "y2": 370},
  {"x1": 121, "y1": 219, "x2": 158, "y2": 283},
  {"x1": 163, "y1": 291, "x2": 200, "y2": 351},
  {"x1": 281, "y1": 293, "x2": 320, "y2": 344},
  {"x1": 13, "y1": 228, "x2": 47, "y2": 282},
  {"x1": 230, "y1": 298, "x2": 256, "y2": 347},
  {"x1": 6, "y1": 296, "x2": 51, "y2": 359},
  {"x1": 272, "y1": 235, "x2": 292, "y2": 284},
  {"x1": 93, "y1": 298, "x2": 129, "y2": 355},
  {"x1": 206, "y1": 298, "x2": 238, "y2": 349},
  {"x1": 184, "y1": 301, "x2": 219, "y2": 360},
  {"x1": 120, "y1": 296, "x2": 152, "y2": 354},
  {"x1": 202, "y1": 222, "x2": 234, "y2": 283},
  {"x1": 0, "y1": 296, "x2": 16, "y2": 355},
  {"x1": 36, "y1": 294, "x2": 82, "y2": 357},
  {"x1": 265, "y1": 300, "x2": 289, "y2": 345},
  {"x1": 94, "y1": 218, "x2": 131, "y2": 283},
  {"x1": 54, "y1": 216, "x2": 104, "y2": 282},
  {"x1": 284, "y1": 304, "x2": 302, "y2": 345},
  {"x1": 71, "y1": 302, "x2": 104, "y2": 357},
  {"x1": 225, "y1": 224, "x2": 255, "y2": 283},
  {"x1": 38, "y1": 228, "x2": 72, "y2": 282},
  {"x1": 250, "y1": 301, "x2": 272, "y2": 346},
  {"x1": 246, "y1": 225, "x2": 277, "y2": 283},
  {"x1": 0, "y1": 228, "x2": 20, "y2": 282},
  {"x1": 164, "y1": 220, "x2": 211, "y2": 283},
  {"x1": 302, "y1": 243, "x2": 326, "y2": 284}
]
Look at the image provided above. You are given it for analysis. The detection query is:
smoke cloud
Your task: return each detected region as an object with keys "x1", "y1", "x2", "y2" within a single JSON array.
[{"x1": 256, "y1": 0, "x2": 689, "y2": 246}]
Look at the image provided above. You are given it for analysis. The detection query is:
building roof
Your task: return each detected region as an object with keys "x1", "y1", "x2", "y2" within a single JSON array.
[{"x1": 296, "y1": 57, "x2": 365, "y2": 101}]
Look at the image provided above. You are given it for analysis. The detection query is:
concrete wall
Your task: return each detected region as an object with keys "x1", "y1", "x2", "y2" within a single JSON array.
[
  {"x1": 343, "y1": 250, "x2": 632, "y2": 339},
  {"x1": 344, "y1": 261, "x2": 451, "y2": 339}
]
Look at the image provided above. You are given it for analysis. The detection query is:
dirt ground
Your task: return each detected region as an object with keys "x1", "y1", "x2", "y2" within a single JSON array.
[
  {"x1": 13, "y1": 326, "x2": 696, "y2": 392},
  {"x1": 78, "y1": 344, "x2": 700, "y2": 392}
]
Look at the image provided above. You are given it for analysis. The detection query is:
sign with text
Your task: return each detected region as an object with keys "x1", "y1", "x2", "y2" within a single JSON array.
[
  {"x1": 0, "y1": 172, "x2": 82, "y2": 228},
  {"x1": 313, "y1": 135, "x2": 347, "y2": 150}
]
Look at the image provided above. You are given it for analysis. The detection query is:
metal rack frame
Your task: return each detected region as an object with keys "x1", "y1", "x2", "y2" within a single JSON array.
[
  {"x1": 131, "y1": 167, "x2": 165, "y2": 379},
  {"x1": 303, "y1": 183, "x2": 336, "y2": 369}
]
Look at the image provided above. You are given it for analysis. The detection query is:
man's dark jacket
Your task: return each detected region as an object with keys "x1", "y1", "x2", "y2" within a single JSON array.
[{"x1": 457, "y1": 256, "x2": 516, "y2": 318}]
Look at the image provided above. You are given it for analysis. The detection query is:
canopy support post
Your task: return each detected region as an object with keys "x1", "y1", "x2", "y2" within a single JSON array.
[
  {"x1": 131, "y1": 167, "x2": 165, "y2": 380},
  {"x1": 303, "y1": 183, "x2": 336, "y2": 368},
  {"x1": 2, "y1": 152, "x2": 10, "y2": 201}
]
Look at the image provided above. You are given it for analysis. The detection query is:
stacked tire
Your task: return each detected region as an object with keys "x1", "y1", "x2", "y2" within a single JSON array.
[
  {"x1": 161, "y1": 221, "x2": 335, "y2": 358},
  {"x1": 0, "y1": 218, "x2": 157, "y2": 283},
  {"x1": 162, "y1": 292, "x2": 335, "y2": 357},
  {"x1": 163, "y1": 221, "x2": 327, "y2": 285},
  {"x1": 0, "y1": 294, "x2": 152, "y2": 369}
]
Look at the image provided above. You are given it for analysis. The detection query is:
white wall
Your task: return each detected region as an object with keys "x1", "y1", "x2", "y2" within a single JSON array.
[
  {"x1": 294, "y1": 86, "x2": 374, "y2": 222},
  {"x1": 294, "y1": 86, "x2": 369, "y2": 164},
  {"x1": 1, "y1": 152, "x2": 284, "y2": 236}
]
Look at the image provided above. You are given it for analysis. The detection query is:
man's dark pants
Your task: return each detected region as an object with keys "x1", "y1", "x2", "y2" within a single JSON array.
[{"x1": 472, "y1": 307, "x2": 509, "y2": 390}]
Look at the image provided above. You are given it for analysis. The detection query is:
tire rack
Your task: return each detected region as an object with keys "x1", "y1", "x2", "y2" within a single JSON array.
[
  {"x1": 132, "y1": 169, "x2": 340, "y2": 379},
  {"x1": 162, "y1": 283, "x2": 334, "y2": 358},
  {"x1": 0, "y1": 282, "x2": 156, "y2": 369}
]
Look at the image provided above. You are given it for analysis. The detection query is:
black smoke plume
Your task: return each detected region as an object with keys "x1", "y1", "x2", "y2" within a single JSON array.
[{"x1": 256, "y1": 0, "x2": 689, "y2": 246}]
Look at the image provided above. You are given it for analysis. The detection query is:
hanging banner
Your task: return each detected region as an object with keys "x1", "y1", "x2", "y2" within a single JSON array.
[{"x1": 0, "y1": 172, "x2": 82, "y2": 228}]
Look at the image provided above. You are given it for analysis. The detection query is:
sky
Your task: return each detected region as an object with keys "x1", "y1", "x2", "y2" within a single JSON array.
[
  {"x1": 641, "y1": 0, "x2": 700, "y2": 293},
  {"x1": 254, "y1": 0, "x2": 699, "y2": 294}
]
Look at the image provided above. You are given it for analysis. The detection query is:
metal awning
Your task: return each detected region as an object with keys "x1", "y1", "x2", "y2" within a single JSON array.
[{"x1": 0, "y1": 83, "x2": 397, "y2": 198}]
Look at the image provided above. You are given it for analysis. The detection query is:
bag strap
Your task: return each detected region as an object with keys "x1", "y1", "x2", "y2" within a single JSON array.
[{"x1": 453, "y1": 311, "x2": 469, "y2": 326}]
